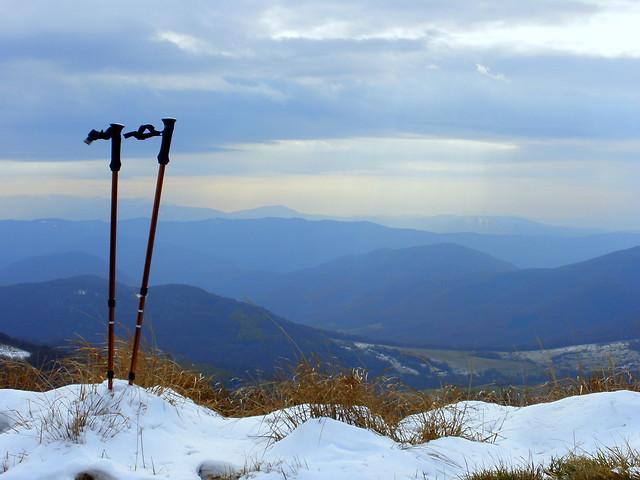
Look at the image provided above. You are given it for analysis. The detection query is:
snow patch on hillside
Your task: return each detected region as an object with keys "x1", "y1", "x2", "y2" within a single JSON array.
[
  {"x1": 500, "y1": 340, "x2": 640, "y2": 371},
  {"x1": 0, "y1": 344, "x2": 30, "y2": 360},
  {"x1": 353, "y1": 342, "x2": 420, "y2": 375}
]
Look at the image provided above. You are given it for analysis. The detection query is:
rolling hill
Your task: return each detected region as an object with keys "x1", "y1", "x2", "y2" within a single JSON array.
[
  {"x1": 249, "y1": 246, "x2": 640, "y2": 349},
  {"x1": 241, "y1": 243, "x2": 518, "y2": 329},
  {"x1": 0, "y1": 276, "x2": 398, "y2": 381}
]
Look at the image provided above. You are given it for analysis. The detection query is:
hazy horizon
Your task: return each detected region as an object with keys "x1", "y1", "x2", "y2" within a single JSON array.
[{"x1": 0, "y1": 193, "x2": 636, "y2": 231}]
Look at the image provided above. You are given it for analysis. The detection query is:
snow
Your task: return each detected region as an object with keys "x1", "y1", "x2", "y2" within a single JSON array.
[
  {"x1": 500, "y1": 340, "x2": 640, "y2": 371},
  {"x1": 0, "y1": 345, "x2": 30, "y2": 360},
  {"x1": 1, "y1": 381, "x2": 640, "y2": 479}
]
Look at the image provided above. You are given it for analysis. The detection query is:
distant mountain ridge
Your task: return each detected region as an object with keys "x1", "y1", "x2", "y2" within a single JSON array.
[
  {"x1": 1, "y1": 218, "x2": 639, "y2": 289},
  {"x1": 0, "y1": 195, "x2": 611, "y2": 236},
  {"x1": 0, "y1": 251, "x2": 136, "y2": 286}
]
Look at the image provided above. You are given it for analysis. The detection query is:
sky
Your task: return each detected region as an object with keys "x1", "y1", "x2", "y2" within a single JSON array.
[{"x1": 1, "y1": 0, "x2": 639, "y2": 228}]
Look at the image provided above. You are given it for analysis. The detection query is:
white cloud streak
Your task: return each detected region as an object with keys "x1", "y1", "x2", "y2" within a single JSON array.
[
  {"x1": 445, "y1": 4, "x2": 640, "y2": 58},
  {"x1": 476, "y1": 64, "x2": 509, "y2": 81}
]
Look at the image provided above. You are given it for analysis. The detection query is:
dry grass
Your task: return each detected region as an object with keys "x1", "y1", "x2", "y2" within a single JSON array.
[
  {"x1": 28, "y1": 383, "x2": 132, "y2": 444},
  {"x1": 464, "y1": 445, "x2": 640, "y2": 480},
  {"x1": 542, "y1": 366, "x2": 640, "y2": 402},
  {"x1": 227, "y1": 357, "x2": 439, "y2": 442},
  {"x1": 2, "y1": 335, "x2": 640, "y2": 447},
  {"x1": 546, "y1": 445, "x2": 640, "y2": 480},
  {"x1": 0, "y1": 339, "x2": 455, "y2": 444},
  {"x1": 0, "y1": 357, "x2": 67, "y2": 392},
  {"x1": 0, "y1": 337, "x2": 232, "y2": 414},
  {"x1": 433, "y1": 363, "x2": 640, "y2": 408},
  {"x1": 464, "y1": 463, "x2": 546, "y2": 480},
  {"x1": 62, "y1": 336, "x2": 227, "y2": 408}
]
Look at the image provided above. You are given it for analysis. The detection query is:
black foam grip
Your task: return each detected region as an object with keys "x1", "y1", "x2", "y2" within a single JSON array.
[{"x1": 157, "y1": 118, "x2": 176, "y2": 165}]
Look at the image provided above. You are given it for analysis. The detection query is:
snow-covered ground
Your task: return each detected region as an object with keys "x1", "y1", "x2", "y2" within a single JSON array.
[{"x1": 1, "y1": 381, "x2": 639, "y2": 479}]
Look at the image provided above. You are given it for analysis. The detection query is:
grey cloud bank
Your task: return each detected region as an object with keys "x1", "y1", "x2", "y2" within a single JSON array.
[{"x1": 0, "y1": 0, "x2": 639, "y2": 227}]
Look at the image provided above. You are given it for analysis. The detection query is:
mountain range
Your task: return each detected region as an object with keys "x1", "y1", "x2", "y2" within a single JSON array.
[
  {"x1": 1, "y1": 218, "x2": 639, "y2": 285},
  {"x1": 0, "y1": 251, "x2": 136, "y2": 285},
  {"x1": 0, "y1": 210, "x2": 638, "y2": 378},
  {"x1": 0, "y1": 275, "x2": 484, "y2": 388},
  {"x1": 0, "y1": 195, "x2": 608, "y2": 235},
  {"x1": 224, "y1": 244, "x2": 640, "y2": 349},
  {"x1": 1, "y1": 231, "x2": 638, "y2": 350}
]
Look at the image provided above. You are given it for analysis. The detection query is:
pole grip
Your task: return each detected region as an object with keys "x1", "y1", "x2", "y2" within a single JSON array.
[
  {"x1": 157, "y1": 118, "x2": 176, "y2": 165},
  {"x1": 108, "y1": 124, "x2": 125, "y2": 172}
]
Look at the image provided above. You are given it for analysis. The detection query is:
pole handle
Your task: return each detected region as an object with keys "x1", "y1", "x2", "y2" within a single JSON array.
[
  {"x1": 157, "y1": 118, "x2": 176, "y2": 165},
  {"x1": 84, "y1": 123, "x2": 125, "y2": 172},
  {"x1": 108, "y1": 124, "x2": 125, "y2": 172}
]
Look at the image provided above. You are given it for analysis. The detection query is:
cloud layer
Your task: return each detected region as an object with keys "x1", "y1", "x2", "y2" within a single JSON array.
[{"x1": 1, "y1": 0, "x2": 639, "y2": 226}]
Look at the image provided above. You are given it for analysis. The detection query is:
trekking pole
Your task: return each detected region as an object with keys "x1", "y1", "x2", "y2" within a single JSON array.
[
  {"x1": 84, "y1": 123, "x2": 125, "y2": 390},
  {"x1": 124, "y1": 118, "x2": 176, "y2": 385}
]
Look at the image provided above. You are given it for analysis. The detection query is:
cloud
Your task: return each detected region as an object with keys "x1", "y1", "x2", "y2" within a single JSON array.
[
  {"x1": 445, "y1": 2, "x2": 640, "y2": 58},
  {"x1": 9, "y1": 133, "x2": 638, "y2": 181},
  {"x1": 476, "y1": 64, "x2": 509, "y2": 81},
  {"x1": 200, "y1": 135, "x2": 518, "y2": 176},
  {"x1": 154, "y1": 31, "x2": 213, "y2": 55}
]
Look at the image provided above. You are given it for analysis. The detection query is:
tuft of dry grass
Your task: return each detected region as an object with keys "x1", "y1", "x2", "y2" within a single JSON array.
[
  {"x1": 224, "y1": 355, "x2": 433, "y2": 416},
  {"x1": 541, "y1": 366, "x2": 640, "y2": 402},
  {"x1": 464, "y1": 463, "x2": 546, "y2": 480},
  {"x1": 29, "y1": 384, "x2": 132, "y2": 445},
  {"x1": 546, "y1": 445, "x2": 640, "y2": 480},
  {"x1": 0, "y1": 357, "x2": 66, "y2": 392},
  {"x1": 465, "y1": 445, "x2": 640, "y2": 480}
]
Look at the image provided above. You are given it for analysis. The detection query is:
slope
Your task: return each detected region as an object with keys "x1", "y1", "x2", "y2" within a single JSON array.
[
  {"x1": 245, "y1": 243, "x2": 518, "y2": 329},
  {"x1": 259, "y1": 246, "x2": 640, "y2": 349},
  {"x1": 0, "y1": 276, "x2": 391, "y2": 378},
  {"x1": 0, "y1": 251, "x2": 136, "y2": 285}
]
